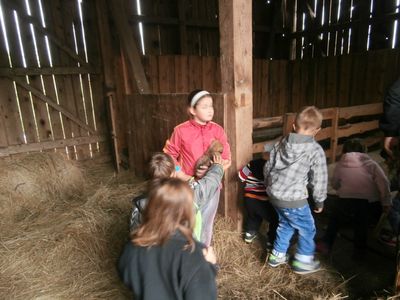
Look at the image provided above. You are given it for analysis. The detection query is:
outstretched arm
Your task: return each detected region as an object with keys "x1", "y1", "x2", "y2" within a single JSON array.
[{"x1": 309, "y1": 148, "x2": 328, "y2": 212}]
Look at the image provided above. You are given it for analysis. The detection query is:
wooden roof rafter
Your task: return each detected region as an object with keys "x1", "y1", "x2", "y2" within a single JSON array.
[{"x1": 109, "y1": 0, "x2": 150, "y2": 94}]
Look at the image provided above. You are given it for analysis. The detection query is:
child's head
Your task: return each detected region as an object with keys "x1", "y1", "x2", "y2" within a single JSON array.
[
  {"x1": 293, "y1": 106, "x2": 323, "y2": 136},
  {"x1": 148, "y1": 153, "x2": 175, "y2": 179},
  {"x1": 133, "y1": 178, "x2": 195, "y2": 250},
  {"x1": 343, "y1": 138, "x2": 367, "y2": 154},
  {"x1": 187, "y1": 89, "x2": 214, "y2": 125}
]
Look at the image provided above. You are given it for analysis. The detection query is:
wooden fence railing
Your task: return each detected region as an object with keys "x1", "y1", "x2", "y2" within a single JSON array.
[{"x1": 253, "y1": 103, "x2": 383, "y2": 162}]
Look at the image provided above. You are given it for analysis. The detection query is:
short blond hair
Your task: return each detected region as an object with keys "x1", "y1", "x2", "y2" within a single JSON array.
[{"x1": 295, "y1": 106, "x2": 323, "y2": 130}]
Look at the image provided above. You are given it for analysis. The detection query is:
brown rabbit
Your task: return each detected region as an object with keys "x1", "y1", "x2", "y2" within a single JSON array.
[{"x1": 194, "y1": 140, "x2": 224, "y2": 176}]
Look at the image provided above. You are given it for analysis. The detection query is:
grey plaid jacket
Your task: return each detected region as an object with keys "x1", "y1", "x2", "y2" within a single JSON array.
[{"x1": 263, "y1": 133, "x2": 328, "y2": 209}]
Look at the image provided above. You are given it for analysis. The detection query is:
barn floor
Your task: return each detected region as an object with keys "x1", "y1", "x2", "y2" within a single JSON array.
[
  {"x1": 0, "y1": 154, "x2": 397, "y2": 299},
  {"x1": 313, "y1": 198, "x2": 397, "y2": 299}
]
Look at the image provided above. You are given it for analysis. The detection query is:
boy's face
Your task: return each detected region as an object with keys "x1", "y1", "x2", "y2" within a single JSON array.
[
  {"x1": 293, "y1": 123, "x2": 321, "y2": 137},
  {"x1": 189, "y1": 96, "x2": 214, "y2": 124}
]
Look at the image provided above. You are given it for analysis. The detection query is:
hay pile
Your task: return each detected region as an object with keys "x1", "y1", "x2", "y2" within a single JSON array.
[
  {"x1": 0, "y1": 153, "x2": 345, "y2": 299},
  {"x1": 0, "y1": 153, "x2": 144, "y2": 299},
  {"x1": 0, "y1": 152, "x2": 84, "y2": 224},
  {"x1": 213, "y1": 218, "x2": 347, "y2": 299}
]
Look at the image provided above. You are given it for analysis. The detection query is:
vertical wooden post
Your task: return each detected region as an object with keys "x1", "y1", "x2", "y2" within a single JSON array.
[
  {"x1": 290, "y1": 0, "x2": 298, "y2": 60},
  {"x1": 330, "y1": 107, "x2": 339, "y2": 162},
  {"x1": 178, "y1": 0, "x2": 188, "y2": 54},
  {"x1": 219, "y1": 0, "x2": 253, "y2": 229}
]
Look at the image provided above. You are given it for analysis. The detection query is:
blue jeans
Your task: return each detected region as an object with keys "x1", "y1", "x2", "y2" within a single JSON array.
[{"x1": 272, "y1": 204, "x2": 316, "y2": 261}]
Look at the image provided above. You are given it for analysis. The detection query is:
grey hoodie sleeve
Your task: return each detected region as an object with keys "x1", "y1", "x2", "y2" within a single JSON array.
[
  {"x1": 308, "y1": 145, "x2": 328, "y2": 207},
  {"x1": 263, "y1": 146, "x2": 276, "y2": 185},
  {"x1": 194, "y1": 164, "x2": 224, "y2": 208}
]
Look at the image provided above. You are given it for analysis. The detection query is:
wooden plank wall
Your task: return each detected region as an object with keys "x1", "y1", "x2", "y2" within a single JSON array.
[
  {"x1": 127, "y1": 93, "x2": 225, "y2": 175},
  {"x1": 136, "y1": 0, "x2": 219, "y2": 56},
  {"x1": 142, "y1": 49, "x2": 400, "y2": 119},
  {"x1": 0, "y1": 0, "x2": 106, "y2": 159}
]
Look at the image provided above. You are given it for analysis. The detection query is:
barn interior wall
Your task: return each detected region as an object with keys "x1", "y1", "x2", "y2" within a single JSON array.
[
  {"x1": 139, "y1": 49, "x2": 400, "y2": 119},
  {"x1": 0, "y1": 0, "x2": 108, "y2": 160}
]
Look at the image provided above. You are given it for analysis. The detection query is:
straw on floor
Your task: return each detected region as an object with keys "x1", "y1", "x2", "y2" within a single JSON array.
[{"x1": 0, "y1": 153, "x2": 346, "y2": 299}]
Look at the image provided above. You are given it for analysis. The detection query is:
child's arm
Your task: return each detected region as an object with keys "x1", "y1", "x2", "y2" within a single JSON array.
[
  {"x1": 194, "y1": 155, "x2": 225, "y2": 208},
  {"x1": 163, "y1": 128, "x2": 182, "y2": 165},
  {"x1": 309, "y1": 147, "x2": 328, "y2": 212}
]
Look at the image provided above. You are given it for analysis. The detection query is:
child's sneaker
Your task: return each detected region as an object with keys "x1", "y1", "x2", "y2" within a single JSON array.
[
  {"x1": 244, "y1": 231, "x2": 257, "y2": 243},
  {"x1": 291, "y1": 259, "x2": 321, "y2": 274},
  {"x1": 268, "y1": 253, "x2": 289, "y2": 267}
]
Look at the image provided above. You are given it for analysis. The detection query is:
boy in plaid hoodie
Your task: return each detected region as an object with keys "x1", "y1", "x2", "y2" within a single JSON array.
[{"x1": 264, "y1": 106, "x2": 328, "y2": 274}]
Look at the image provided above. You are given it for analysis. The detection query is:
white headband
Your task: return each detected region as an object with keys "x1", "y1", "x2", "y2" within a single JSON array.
[{"x1": 190, "y1": 90, "x2": 210, "y2": 107}]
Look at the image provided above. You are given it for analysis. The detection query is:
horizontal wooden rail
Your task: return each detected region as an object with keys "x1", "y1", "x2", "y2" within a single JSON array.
[
  {"x1": 0, "y1": 135, "x2": 106, "y2": 157},
  {"x1": 338, "y1": 120, "x2": 380, "y2": 139},
  {"x1": 253, "y1": 103, "x2": 383, "y2": 162},
  {"x1": 253, "y1": 116, "x2": 283, "y2": 129},
  {"x1": 339, "y1": 103, "x2": 383, "y2": 119}
]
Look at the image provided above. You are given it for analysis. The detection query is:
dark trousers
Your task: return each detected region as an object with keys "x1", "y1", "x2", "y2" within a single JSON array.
[
  {"x1": 323, "y1": 198, "x2": 382, "y2": 252},
  {"x1": 244, "y1": 197, "x2": 278, "y2": 242}
]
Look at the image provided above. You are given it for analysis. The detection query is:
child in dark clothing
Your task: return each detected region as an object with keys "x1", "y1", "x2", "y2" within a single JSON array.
[
  {"x1": 317, "y1": 139, "x2": 391, "y2": 258},
  {"x1": 238, "y1": 146, "x2": 278, "y2": 247},
  {"x1": 119, "y1": 178, "x2": 217, "y2": 300}
]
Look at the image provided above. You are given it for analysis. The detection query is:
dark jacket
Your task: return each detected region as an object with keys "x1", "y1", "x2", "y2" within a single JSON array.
[
  {"x1": 380, "y1": 78, "x2": 400, "y2": 137},
  {"x1": 129, "y1": 194, "x2": 146, "y2": 231},
  {"x1": 117, "y1": 231, "x2": 217, "y2": 300}
]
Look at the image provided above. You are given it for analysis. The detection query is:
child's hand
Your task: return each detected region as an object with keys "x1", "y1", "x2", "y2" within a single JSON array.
[
  {"x1": 212, "y1": 154, "x2": 223, "y2": 165},
  {"x1": 175, "y1": 170, "x2": 192, "y2": 181},
  {"x1": 202, "y1": 246, "x2": 217, "y2": 265},
  {"x1": 314, "y1": 207, "x2": 323, "y2": 213}
]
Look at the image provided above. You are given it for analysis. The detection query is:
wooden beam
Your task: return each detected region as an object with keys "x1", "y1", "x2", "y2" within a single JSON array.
[
  {"x1": 0, "y1": 135, "x2": 106, "y2": 157},
  {"x1": 2, "y1": 0, "x2": 90, "y2": 67},
  {"x1": 96, "y1": 0, "x2": 115, "y2": 90},
  {"x1": 267, "y1": 0, "x2": 281, "y2": 58},
  {"x1": 253, "y1": 116, "x2": 283, "y2": 129},
  {"x1": 339, "y1": 103, "x2": 383, "y2": 119},
  {"x1": 129, "y1": 14, "x2": 281, "y2": 33},
  {"x1": 109, "y1": 0, "x2": 150, "y2": 94},
  {"x1": 338, "y1": 120, "x2": 380, "y2": 138},
  {"x1": 330, "y1": 107, "x2": 339, "y2": 162},
  {"x1": 8, "y1": 76, "x2": 95, "y2": 134},
  {"x1": 0, "y1": 67, "x2": 98, "y2": 76},
  {"x1": 178, "y1": 0, "x2": 188, "y2": 54},
  {"x1": 219, "y1": 0, "x2": 253, "y2": 227}
]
